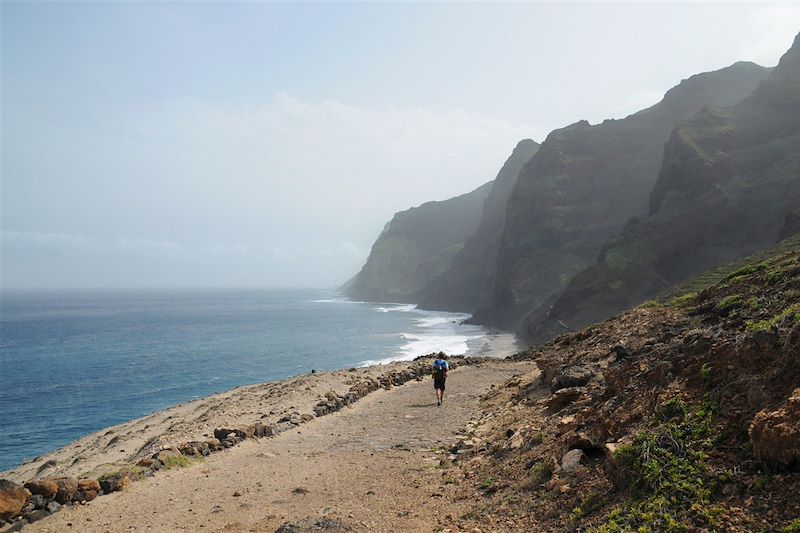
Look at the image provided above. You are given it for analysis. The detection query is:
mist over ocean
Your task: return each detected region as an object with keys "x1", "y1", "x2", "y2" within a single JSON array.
[{"x1": 0, "y1": 289, "x2": 492, "y2": 472}]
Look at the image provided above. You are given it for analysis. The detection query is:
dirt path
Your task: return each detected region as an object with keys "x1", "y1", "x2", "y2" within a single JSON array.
[{"x1": 24, "y1": 361, "x2": 531, "y2": 533}]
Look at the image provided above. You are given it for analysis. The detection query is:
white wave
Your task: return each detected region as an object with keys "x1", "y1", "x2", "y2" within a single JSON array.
[
  {"x1": 358, "y1": 307, "x2": 487, "y2": 366},
  {"x1": 414, "y1": 316, "x2": 452, "y2": 327},
  {"x1": 414, "y1": 311, "x2": 469, "y2": 327},
  {"x1": 374, "y1": 304, "x2": 417, "y2": 313},
  {"x1": 307, "y1": 298, "x2": 362, "y2": 303}
]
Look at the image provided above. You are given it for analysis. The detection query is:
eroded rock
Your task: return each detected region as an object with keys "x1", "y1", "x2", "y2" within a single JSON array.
[
  {"x1": 99, "y1": 473, "x2": 129, "y2": 494},
  {"x1": 52, "y1": 477, "x2": 78, "y2": 504},
  {"x1": 23, "y1": 479, "x2": 58, "y2": 499},
  {"x1": 0, "y1": 480, "x2": 30, "y2": 521},
  {"x1": 75, "y1": 479, "x2": 100, "y2": 502},
  {"x1": 560, "y1": 449, "x2": 585, "y2": 472},
  {"x1": 750, "y1": 388, "x2": 800, "y2": 468},
  {"x1": 550, "y1": 365, "x2": 595, "y2": 392},
  {"x1": 153, "y1": 448, "x2": 182, "y2": 464},
  {"x1": 547, "y1": 387, "x2": 586, "y2": 412}
]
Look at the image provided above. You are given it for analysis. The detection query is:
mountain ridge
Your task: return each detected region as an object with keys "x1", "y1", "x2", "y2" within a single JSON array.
[
  {"x1": 524, "y1": 33, "x2": 800, "y2": 344},
  {"x1": 418, "y1": 139, "x2": 540, "y2": 312},
  {"x1": 471, "y1": 60, "x2": 771, "y2": 332}
]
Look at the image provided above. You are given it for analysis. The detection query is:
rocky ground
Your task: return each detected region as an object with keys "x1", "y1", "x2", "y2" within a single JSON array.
[{"x1": 442, "y1": 238, "x2": 800, "y2": 532}]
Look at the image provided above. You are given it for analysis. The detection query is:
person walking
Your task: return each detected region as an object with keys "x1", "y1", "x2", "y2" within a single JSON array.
[{"x1": 432, "y1": 352, "x2": 449, "y2": 406}]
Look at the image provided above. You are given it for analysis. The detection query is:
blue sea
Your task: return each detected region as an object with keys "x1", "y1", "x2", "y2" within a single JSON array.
[{"x1": 0, "y1": 289, "x2": 492, "y2": 472}]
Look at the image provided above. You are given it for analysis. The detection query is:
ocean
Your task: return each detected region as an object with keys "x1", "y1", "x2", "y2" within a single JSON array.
[{"x1": 0, "y1": 288, "x2": 496, "y2": 472}]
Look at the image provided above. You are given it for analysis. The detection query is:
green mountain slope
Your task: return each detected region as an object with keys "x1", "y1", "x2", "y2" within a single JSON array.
[
  {"x1": 418, "y1": 139, "x2": 540, "y2": 312},
  {"x1": 472, "y1": 61, "x2": 771, "y2": 331},
  {"x1": 525, "y1": 33, "x2": 800, "y2": 344}
]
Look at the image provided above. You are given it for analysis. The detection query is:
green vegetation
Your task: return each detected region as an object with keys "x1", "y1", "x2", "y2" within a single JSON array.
[
  {"x1": 781, "y1": 519, "x2": 800, "y2": 532},
  {"x1": 524, "y1": 461, "x2": 554, "y2": 490},
  {"x1": 656, "y1": 397, "x2": 687, "y2": 421},
  {"x1": 699, "y1": 364, "x2": 714, "y2": 387},
  {"x1": 669, "y1": 292, "x2": 698, "y2": 308},
  {"x1": 592, "y1": 401, "x2": 719, "y2": 533},
  {"x1": 658, "y1": 236, "x2": 800, "y2": 306},
  {"x1": 162, "y1": 454, "x2": 194, "y2": 470},
  {"x1": 715, "y1": 294, "x2": 744, "y2": 314},
  {"x1": 571, "y1": 493, "x2": 609, "y2": 521},
  {"x1": 529, "y1": 432, "x2": 545, "y2": 445},
  {"x1": 746, "y1": 303, "x2": 800, "y2": 332},
  {"x1": 98, "y1": 465, "x2": 145, "y2": 481},
  {"x1": 722, "y1": 262, "x2": 769, "y2": 282},
  {"x1": 479, "y1": 477, "x2": 495, "y2": 490}
]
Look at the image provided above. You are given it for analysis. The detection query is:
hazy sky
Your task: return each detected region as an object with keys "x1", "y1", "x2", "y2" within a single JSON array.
[{"x1": 2, "y1": 2, "x2": 799, "y2": 290}]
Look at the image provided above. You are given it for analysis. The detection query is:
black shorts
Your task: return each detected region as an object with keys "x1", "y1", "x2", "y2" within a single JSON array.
[{"x1": 434, "y1": 377, "x2": 446, "y2": 391}]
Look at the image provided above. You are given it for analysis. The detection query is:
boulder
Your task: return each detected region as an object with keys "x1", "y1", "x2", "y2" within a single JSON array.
[
  {"x1": 75, "y1": 479, "x2": 100, "y2": 502},
  {"x1": 560, "y1": 449, "x2": 585, "y2": 472},
  {"x1": 24, "y1": 479, "x2": 59, "y2": 499},
  {"x1": 213, "y1": 426, "x2": 255, "y2": 441},
  {"x1": 136, "y1": 458, "x2": 161, "y2": 471},
  {"x1": 45, "y1": 501, "x2": 61, "y2": 514},
  {"x1": 52, "y1": 477, "x2": 78, "y2": 504},
  {"x1": 29, "y1": 494, "x2": 46, "y2": 510},
  {"x1": 99, "y1": 473, "x2": 129, "y2": 494},
  {"x1": 253, "y1": 424, "x2": 276, "y2": 438},
  {"x1": 206, "y1": 438, "x2": 222, "y2": 451},
  {"x1": 750, "y1": 388, "x2": 800, "y2": 468},
  {"x1": 550, "y1": 365, "x2": 595, "y2": 393},
  {"x1": 567, "y1": 430, "x2": 605, "y2": 452},
  {"x1": 547, "y1": 387, "x2": 586, "y2": 412},
  {"x1": 179, "y1": 441, "x2": 209, "y2": 456},
  {"x1": 214, "y1": 428, "x2": 235, "y2": 440},
  {"x1": 153, "y1": 448, "x2": 182, "y2": 464},
  {"x1": 0, "y1": 480, "x2": 30, "y2": 521}
]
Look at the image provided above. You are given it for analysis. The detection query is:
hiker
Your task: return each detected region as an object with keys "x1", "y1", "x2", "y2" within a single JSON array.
[{"x1": 432, "y1": 352, "x2": 449, "y2": 406}]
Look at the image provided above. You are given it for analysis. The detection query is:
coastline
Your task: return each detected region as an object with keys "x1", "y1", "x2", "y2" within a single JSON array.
[
  {"x1": 1, "y1": 329, "x2": 520, "y2": 484},
  {"x1": 467, "y1": 330, "x2": 520, "y2": 358}
]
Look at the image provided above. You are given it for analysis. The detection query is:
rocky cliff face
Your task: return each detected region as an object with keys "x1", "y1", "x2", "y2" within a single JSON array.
[
  {"x1": 525, "y1": 33, "x2": 800, "y2": 344},
  {"x1": 343, "y1": 181, "x2": 492, "y2": 303},
  {"x1": 472, "y1": 61, "x2": 770, "y2": 332},
  {"x1": 418, "y1": 139, "x2": 540, "y2": 312}
]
